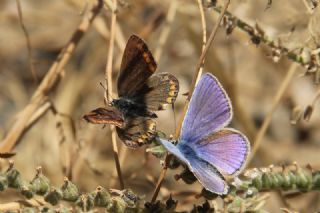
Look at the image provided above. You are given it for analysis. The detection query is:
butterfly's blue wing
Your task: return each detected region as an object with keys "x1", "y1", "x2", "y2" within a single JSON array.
[
  {"x1": 190, "y1": 128, "x2": 250, "y2": 175},
  {"x1": 186, "y1": 153, "x2": 228, "y2": 194},
  {"x1": 180, "y1": 74, "x2": 232, "y2": 143},
  {"x1": 159, "y1": 139, "x2": 228, "y2": 194}
]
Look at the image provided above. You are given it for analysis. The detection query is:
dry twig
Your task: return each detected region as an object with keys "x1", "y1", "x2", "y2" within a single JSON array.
[{"x1": 104, "y1": 0, "x2": 125, "y2": 190}]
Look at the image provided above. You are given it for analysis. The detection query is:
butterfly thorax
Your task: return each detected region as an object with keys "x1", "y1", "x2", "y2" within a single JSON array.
[
  {"x1": 177, "y1": 141, "x2": 197, "y2": 158},
  {"x1": 112, "y1": 98, "x2": 157, "y2": 118}
]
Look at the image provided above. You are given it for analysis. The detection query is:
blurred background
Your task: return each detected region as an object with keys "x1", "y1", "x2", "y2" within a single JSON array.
[{"x1": 1, "y1": 0, "x2": 320, "y2": 211}]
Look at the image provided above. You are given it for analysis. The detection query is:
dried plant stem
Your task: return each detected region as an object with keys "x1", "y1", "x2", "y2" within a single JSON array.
[
  {"x1": 0, "y1": 0, "x2": 103, "y2": 153},
  {"x1": 104, "y1": 0, "x2": 124, "y2": 190},
  {"x1": 248, "y1": 63, "x2": 299, "y2": 164},
  {"x1": 16, "y1": 0, "x2": 38, "y2": 84},
  {"x1": 196, "y1": 0, "x2": 207, "y2": 75},
  {"x1": 151, "y1": 155, "x2": 169, "y2": 203},
  {"x1": 109, "y1": 145, "x2": 128, "y2": 187},
  {"x1": 151, "y1": 0, "x2": 230, "y2": 203},
  {"x1": 213, "y1": 7, "x2": 314, "y2": 68},
  {"x1": 154, "y1": 0, "x2": 178, "y2": 62}
]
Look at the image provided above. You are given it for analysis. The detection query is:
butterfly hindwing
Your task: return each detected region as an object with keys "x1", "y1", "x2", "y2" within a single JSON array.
[
  {"x1": 186, "y1": 154, "x2": 228, "y2": 194},
  {"x1": 116, "y1": 117, "x2": 156, "y2": 149},
  {"x1": 181, "y1": 73, "x2": 232, "y2": 143},
  {"x1": 132, "y1": 73, "x2": 179, "y2": 111},
  {"x1": 117, "y1": 35, "x2": 157, "y2": 98},
  {"x1": 83, "y1": 106, "x2": 125, "y2": 128},
  {"x1": 189, "y1": 128, "x2": 250, "y2": 176},
  {"x1": 159, "y1": 138, "x2": 228, "y2": 194}
]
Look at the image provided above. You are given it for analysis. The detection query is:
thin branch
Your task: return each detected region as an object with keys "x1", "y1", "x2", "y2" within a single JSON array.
[
  {"x1": 151, "y1": 0, "x2": 231, "y2": 203},
  {"x1": 0, "y1": 0, "x2": 104, "y2": 153},
  {"x1": 104, "y1": 0, "x2": 124, "y2": 190},
  {"x1": 196, "y1": 0, "x2": 207, "y2": 75},
  {"x1": 16, "y1": 0, "x2": 38, "y2": 84}
]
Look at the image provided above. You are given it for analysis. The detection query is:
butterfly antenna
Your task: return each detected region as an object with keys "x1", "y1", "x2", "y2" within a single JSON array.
[{"x1": 99, "y1": 82, "x2": 109, "y2": 106}]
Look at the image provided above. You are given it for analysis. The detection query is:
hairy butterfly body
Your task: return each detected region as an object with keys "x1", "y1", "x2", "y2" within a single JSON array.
[{"x1": 84, "y1": 35, "x2": 179, "y2": 148}]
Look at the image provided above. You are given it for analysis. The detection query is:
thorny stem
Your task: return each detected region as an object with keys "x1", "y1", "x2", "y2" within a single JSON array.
[
  {"x1": 150, "y1": 0, "x2": 231, "y2": 203},
  {"x1": 104, "y1": 0, "x2": 124, "y2": 190},
  {"x1": 213, "y1": 7, "x2": 315, "y2": 67}
]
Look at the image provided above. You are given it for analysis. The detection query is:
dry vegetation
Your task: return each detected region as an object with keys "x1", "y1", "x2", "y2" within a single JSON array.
[{"x1": 1, "y1": 0, "x2": 320, "y2": 212}]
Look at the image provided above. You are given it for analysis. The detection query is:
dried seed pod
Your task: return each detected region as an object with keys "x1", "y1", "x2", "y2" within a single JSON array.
[
  {"x1": 61, "y1": 177, "x2": 79, "y2": 202},
  {"x1": 20, "y1": 181, "x2": 34, "y2": 199},
  {"x1": 175, "y1": 167, "x2": 197, "y2": 184},
  {"x1": 30, "y1": 167, "x2": 50, "y2": 195},
  {"x1": 76, "y1": 194, "x2": 94, "y2": 212},
  {"x1": 261, "y1": 173, "x2": 272, "y2": 189},
  {"x1": 296, "y1": 169, "x2": 312, "y2": 189},
  {"x1": 165, "y1": 195, "x2": 177, "y2": 211},
  {"x1": 107, "y1": 197, "x2": 127, "y2": 213},
  {"x1": 91, "y1": 186, "x2": 111, "y2": 207},
  {"x1": 44, "y1": 187, "x2": 63, "y2": 205},
  {"x1": 121, "y1": 189, "x2": 139, "y2": 208},
  {"x1": 282, "y1": 171, "x2": 292, "y2": 190},
  {"x1": 252, "y1": 175, "x2": 263, "y2": 190},
  {"x1": 312, "y1": 171, "x2": 320, "y2": 189},
  {"x1": 6, "y1": 164, "x2": 22, "y2": 189},
  {"x1": 167, "y1": 155, "x2": 181, "y2": 169}
]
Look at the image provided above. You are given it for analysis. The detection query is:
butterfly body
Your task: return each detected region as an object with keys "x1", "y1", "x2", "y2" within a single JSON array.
[
  {"x1": 84, "y1": 35, "x2": 179, "y2": 149},
  {"x1": 111, "y1": 98, "x2": 157, "y2": 118},
  {"x1": 159, "y1": 73, "x2": 250, "y2": 194}
]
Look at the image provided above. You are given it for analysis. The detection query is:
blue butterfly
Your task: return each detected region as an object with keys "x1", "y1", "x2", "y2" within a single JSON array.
[{"x1": 159, "y1": 73, "x2": 250, "y2": 194}]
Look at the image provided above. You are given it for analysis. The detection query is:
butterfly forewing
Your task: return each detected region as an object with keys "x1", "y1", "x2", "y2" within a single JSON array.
[
  {"x1": 117, "y1": 35, "x2": 157, "y2": 98},
  {"x1": 132, "y1": 73, "x2": 179, "y2": 111},
  {"x1": 116, "y1": 117, "x2": 156, "y2": 148},
  {"x1": 181, "y1": 74, "x2": 232, "y2": 143},
  {"x1": 83, "y1": 106, "x2": 125, "y2": 128}
]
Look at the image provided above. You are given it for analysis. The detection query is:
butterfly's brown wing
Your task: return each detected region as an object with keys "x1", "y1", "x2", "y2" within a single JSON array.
[
  {"x1": 117, "y1": 35, "x2": 157, "y2": 97},
  {"x1": 116, "y1": 117, "x2": 156, "y2": 149},
  {"x1": 132, "y1": 73, "x2": 179, "y2": 111},
  {"x1": 83, "y1": 106, "x2": 125, "y2": 128}
]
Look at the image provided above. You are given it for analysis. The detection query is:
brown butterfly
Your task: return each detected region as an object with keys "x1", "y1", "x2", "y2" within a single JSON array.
[{"x1": 83, "y1": 35, "x2": 179, "y2": 149}]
